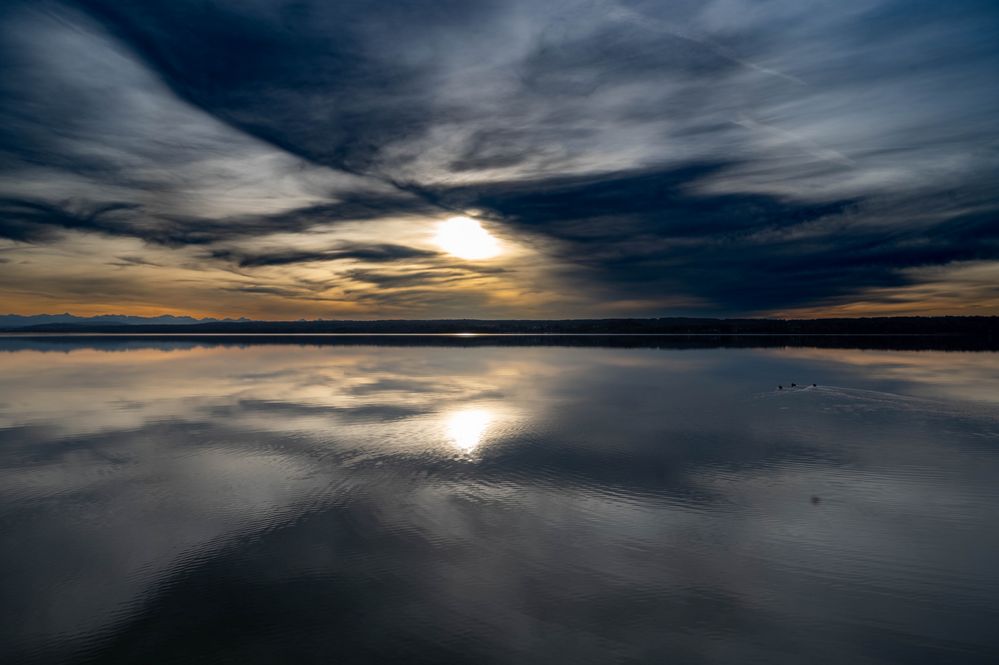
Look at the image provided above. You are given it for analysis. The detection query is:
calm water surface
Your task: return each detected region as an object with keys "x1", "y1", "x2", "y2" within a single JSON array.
[{"x1": 1, "y1": 339, "x2": 998, "y2": 664}]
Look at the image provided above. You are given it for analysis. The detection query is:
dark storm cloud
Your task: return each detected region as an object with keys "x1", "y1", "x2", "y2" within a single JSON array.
[
  {"x1": 212, "y1": 243, "x2": 440, "y2": 268},
  {"x1": 1, "y1": 0, "x2": 998, "y2": 314},
  {"x1": 66, "y1": 0, "x2": 501, "y2": 175},
  {"x1": 154, "y1": 194, "x2": 435, "y2": 247},
  {"x1": 107, "y1": 255, "x2": 162, "y2": 269},
  {"x1": 344, "y1": 268, "x2": 490, "y2": 289},
  {"x1": 0, "y1": 193, "x2": 432, "y2": 246},
  {"x1": 437, "y1": 164, "x2": 999, "y2": 311},
  {"x1": 224, "y1": 284, "x2": 305, "y2": 298},
  {"x1": 0, "y1": 198, "x2": 143, "y2": 243}
]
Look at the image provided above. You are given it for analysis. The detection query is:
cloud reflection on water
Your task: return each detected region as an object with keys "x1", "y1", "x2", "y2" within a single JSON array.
[{"x1": 0, "y1": 342, "x2": 998, "y2": 664}]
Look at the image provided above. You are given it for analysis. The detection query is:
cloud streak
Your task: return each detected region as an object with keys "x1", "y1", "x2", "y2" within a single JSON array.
[{"x1": 211, "y1": 243, "x2": 440, "y2": 268}]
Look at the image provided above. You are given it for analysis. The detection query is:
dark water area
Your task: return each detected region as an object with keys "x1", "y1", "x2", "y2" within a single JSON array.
[{"x1": 1, "y1": 338, "x2": 998, "y2": 664}]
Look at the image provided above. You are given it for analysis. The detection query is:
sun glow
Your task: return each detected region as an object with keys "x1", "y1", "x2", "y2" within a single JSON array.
[
  {"x1": 445, "y1": 408, "x2": 494, "y2": 452},
  {"x1": 434, "y1": 216, "x2": 501, "y2": 260}
]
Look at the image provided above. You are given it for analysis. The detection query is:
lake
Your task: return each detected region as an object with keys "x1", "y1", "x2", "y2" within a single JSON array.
[{"x1": 2, "y1": 337, "x2": 998, "y2": 664}]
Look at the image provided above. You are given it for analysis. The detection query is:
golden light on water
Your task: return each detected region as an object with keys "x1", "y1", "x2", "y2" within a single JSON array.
[
  {"x1": 434, "y1": 216, "x2": 501, "y2": 260},
  {"x1": 445, "y1": 408, "x2": 494, "y2": 452}
]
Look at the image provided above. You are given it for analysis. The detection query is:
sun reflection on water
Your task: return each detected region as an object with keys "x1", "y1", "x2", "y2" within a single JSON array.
[{"x1": 445, "y1": 408, "x2": 493, "y2": 452}]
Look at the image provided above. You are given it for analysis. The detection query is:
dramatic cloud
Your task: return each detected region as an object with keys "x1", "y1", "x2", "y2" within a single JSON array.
[
  {"x1": 210, "y1": 243, "x2": 441, "y2": 268},
  {"x1": 0, "y1": 0, "x2": 997, "y2": 316}
]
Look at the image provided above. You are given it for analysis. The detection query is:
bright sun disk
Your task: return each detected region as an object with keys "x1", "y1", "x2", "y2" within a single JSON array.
[{"x1": 434, "y1": 216, "x2": 501, "y2": 260}]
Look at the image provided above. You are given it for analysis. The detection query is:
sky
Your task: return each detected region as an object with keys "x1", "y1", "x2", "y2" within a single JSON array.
[{"x1": 0, "y1": 0, "x2": 997, "y2": 319}]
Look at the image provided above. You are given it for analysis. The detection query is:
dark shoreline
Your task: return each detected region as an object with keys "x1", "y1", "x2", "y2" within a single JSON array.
[
  {"x1": 2, "y1": 332, "x2": 997, "y2": 352},
  {"x1": 3, "y1": 316, "x2": 996, "y2": 336}
]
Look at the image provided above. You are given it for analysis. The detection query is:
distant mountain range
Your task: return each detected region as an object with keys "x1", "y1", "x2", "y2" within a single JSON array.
[
  {"x1": 0, "y1": 314, "x2": 250, "y2": 329},
  {"x1": 1, "y1": 315, "x2": 996, "y2": 338}
]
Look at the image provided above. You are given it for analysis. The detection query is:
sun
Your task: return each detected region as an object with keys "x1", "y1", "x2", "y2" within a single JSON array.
[{"x1": 434, "y1": 216, "x2": 501, "y2": 260}]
